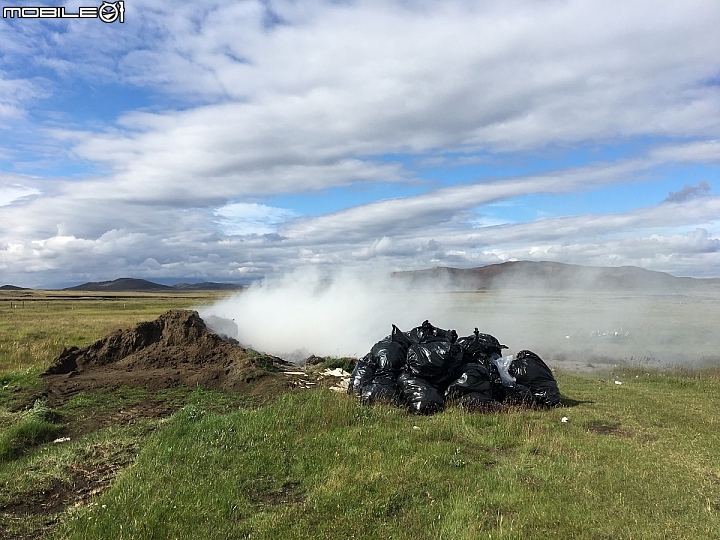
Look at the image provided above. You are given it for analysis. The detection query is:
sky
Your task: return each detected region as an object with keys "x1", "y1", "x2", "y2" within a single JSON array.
[{"x1": 1, "y1": 0, "x2": 720, "y2": 288}]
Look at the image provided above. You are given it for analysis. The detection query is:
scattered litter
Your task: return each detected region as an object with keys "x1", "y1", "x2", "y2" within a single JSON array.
[
  {"x1": 348, "y1": 321, "x2": 562, "y2": 415},
  {"x1": 413, "y1": 426, "x2": 421, "y2": 430},
  {"x1": 614, "y1": 380, "x2": 623, "y2": 385},
  {"x1": 322, "y1": 368, "x2": 349, "y2": 378},
  {"x1": 323, "y1": 367, "x2": 351, "y2": 393},
  {"x1": 283, "y1": 371, "x2": 306, "y2": 376},
  {"x1": 53, "y1": 437, "x2": 71, "y2": 444},
  {"x1": 561, "y1": 417, "x2": 569, "y2": 423}
]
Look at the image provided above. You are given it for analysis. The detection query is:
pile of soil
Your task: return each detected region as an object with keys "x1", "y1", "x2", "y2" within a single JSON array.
[{"x1": 41, "y1": 309, "x2": 292, "y2": 402}]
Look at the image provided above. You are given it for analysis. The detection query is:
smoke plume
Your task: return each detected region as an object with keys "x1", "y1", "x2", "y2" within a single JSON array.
[
  {"x1": 199, "y1": 268, "x2": 457, "y2": 361},
  {"x1": 199, "y1": 267, "x2": 720, "y2": 369}
]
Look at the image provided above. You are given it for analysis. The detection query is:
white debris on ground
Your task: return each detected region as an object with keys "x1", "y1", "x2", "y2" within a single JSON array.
[
  {"x1": 282, "y1": 369, "x2": 314, "y2": 389},
  {"x1": 561, "y1": 417, "x2": 569, "y2": 423},
  {"x1": 281, "y1": 367, "x2": 351, "y2": 391},
  {"x1": 322, "y1": 368, "x2": 348, "y2": 378},
  {"x1": 53, "y1": 437, "x2": 71, "y2": 444},
  {"x1": 292, "y1": 378, "x2": 316, "y2": 389},
  {"x1": 321, "y1": 368, "x2": 351, "y2": 392}
]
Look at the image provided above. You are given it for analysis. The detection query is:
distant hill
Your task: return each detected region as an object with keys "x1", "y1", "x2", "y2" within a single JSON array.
[
  {"x1": 393, "y1": 261, "x2": 720, "y2": 292},
  {"x1": 64, "y1": 278, "x2": 173, "y2": 292},
  {"x1": 0, "y1": 284, "x2": 29, "y2": 291},
  {"x1": 172, "y1": 282, "x2": 243, "y2": 291},
  {"x1": 64, "y1": 278, "x2": 243, "y2": 292}
]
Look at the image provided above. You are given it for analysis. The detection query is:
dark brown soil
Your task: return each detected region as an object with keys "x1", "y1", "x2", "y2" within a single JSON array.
[
  {"x1": 41, "y1": 309, "x2": 293, "y2": 404},
  {"x1": 1, "y1": 440, "x2": 138, "y2": 540},
  {"x1": 586, "y1": 421, "x2": 640, "y2": 439},
  {"x1": 64, "y1": 399, "x2": 177, "y2": 439}
]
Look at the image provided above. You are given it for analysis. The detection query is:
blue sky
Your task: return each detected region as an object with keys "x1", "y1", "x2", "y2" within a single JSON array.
[{"x1": 1, "y1": 0, "x2": 720, "y2": 287}]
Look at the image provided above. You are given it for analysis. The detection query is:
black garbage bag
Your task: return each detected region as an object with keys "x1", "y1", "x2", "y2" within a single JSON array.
[
  {"x1": 371, "y1": 338, "x2": 408, "y2": 378},
  {"x1": 456, "y1": 328, "x2": 508, "y2": 363},
  {"x1": 347, "y1": 353, "x2": 376, "y2": 396},
  {"x1": 360, "y1": 375, "x2": 398, "y2": 404},
  {"x1": 457, "y1": 392, "x2": 503, "y2": 410},
  {"x1": 390, "y1": 324, "x2": 413, "y2": 349},
  {"x1": 509, "y1": 350, "x2": 562, "y2": 407},
  {"x1": 498, "y1": 383, "x2": 535, "y2": 405},
  {"x1": 406, "y1": 340, "x2": 464, "y2": 386},
  {"x1": 406, "y1": 320, "x2": 458, "y2": 344},
  {"x1": 445, "y1": 363, "x2": 495, "y2": 406},
  {"x1": 397, "y1": 372, "x2": 445, "y2": 415}
]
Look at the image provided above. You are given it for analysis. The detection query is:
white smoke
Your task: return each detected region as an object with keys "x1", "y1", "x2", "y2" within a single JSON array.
[
  {"x1": 199, "y1": 268, "x2": 458, "y2": 361},
  {"x1": 199, "y1": 267, "x2": 720, "y2": 369}
]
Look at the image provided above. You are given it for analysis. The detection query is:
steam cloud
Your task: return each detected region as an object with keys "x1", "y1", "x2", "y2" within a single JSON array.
[
  {"x1": 199, "y1": 269, "x2": 458, "y2": 361},
  {"x1": 199, "y1": 268, "x2": 720, "y2": 369}
]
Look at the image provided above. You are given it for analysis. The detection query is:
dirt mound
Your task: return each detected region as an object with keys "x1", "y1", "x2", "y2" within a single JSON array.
[{"x1": 42, "y1": 310, "x2": 292, "y2": 402}]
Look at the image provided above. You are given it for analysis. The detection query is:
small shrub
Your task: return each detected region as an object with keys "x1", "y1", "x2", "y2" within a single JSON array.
[{"x1": 323, "y1": 357, "x2": 356, "y2": 372}]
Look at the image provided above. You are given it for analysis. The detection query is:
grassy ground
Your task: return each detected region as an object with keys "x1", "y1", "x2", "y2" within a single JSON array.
[{"x1": 2, "y1": 292, "x2": 720, "y2": 539}]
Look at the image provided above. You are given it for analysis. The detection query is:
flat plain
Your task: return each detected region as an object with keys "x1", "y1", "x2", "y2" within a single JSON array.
[{"x1": 1, "y1": 289, "x2": 720, "y2": 539}]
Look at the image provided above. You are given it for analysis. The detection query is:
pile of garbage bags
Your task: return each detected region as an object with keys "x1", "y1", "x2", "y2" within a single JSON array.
[{"x1": 348, "y1": 320, "x2": 562, "y2": 415}]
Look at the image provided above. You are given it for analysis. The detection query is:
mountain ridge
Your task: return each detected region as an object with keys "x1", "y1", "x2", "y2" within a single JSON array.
[
  {"x1": 63, "y1": 278, "x2": 243, "y2": 292},
  {"x1": 5, "y1": 262, "x2": 720, "y2": 292},
  {"x1": 393, "y1": 261, "x2": 720, "y2": 291}
]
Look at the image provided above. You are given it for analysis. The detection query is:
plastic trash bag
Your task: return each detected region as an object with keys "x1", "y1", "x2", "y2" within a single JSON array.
[
  {"x1": 445, "y1": 363, "x2": 494, "y2": 405},
  {"x1": 456, "y1": 328, "x2": 507, "y2": 362},
  {"x1": 509, "y1": 350, "x2": 562, "y2": 407},
  {"x1": 360, "y1": 375, "x2": 398, "y2": 404},
  {"x1": 371, "y1": 338, "x2": 408, "y2": 378},
  {"x1": 390, "y1": 324, "x2": 413, "y2": 349},
  {"x1": 457, "y1": 392, "x2": 502, "y2": 410},
  {"x1": 500, "y1": 383, "x2": 535, "y2": 405},
  {"x1": 406, "y1": 340, "x2": 464, "y2": 385},
  {"x1": 406, "y1": 320, "x2": 458, "y2": 344},
  {"x1": 491, "y1": 354, "x2": 517, "y2": 387},
  {"x1": 347, "y1": 353, "x2": 376, "y2": 396},
  {"x1": 397, "y1": 372, "x2": 445, "y2": 415}
]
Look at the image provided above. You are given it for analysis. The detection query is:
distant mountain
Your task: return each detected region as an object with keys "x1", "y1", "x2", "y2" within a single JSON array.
[
  {"x1": 64, "y1": 278, "x2": 174, "y2": 292},
  {"x1": 64, "y1": 278, "x2": 243, "y2": 292},
  {"x1": 172, "y1": 282, "x2": 243, "y2": 291},
  {"x1": 393, "y1": 261, "x2": 720, "y2": 292},
  {"x1": 0, "y1": 284, "x2": 29, "y2": 291}
]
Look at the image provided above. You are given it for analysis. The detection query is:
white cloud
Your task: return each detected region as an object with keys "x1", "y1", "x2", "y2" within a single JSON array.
[
  {"x1": 214, "y1": 202, "x2": 296, "y2": 236},
  {"x1": 0, "y1": 181, "x2": 41, "y2": 206},
  {"x1": 2, "y1": 1, "x2": 720, "y2": 285},
  {"x1": 280, "y1": 158, "x2": 653, "y2": 243},
  {"x1": 11, "y1": 0, "x2": 717, "y2": 202},
  {"x1": 0, "y1": 71, "x2": 47, "y2": 121}
]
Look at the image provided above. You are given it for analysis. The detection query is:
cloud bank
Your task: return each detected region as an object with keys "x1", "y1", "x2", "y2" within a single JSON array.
[{"x1": 0, "y1": 1, "x2": 719, "y2": 286}]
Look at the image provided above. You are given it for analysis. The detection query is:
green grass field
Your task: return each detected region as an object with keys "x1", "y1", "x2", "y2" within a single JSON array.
[{"x1": 2, "y1": 292, "x2": 720, "y2": 539}]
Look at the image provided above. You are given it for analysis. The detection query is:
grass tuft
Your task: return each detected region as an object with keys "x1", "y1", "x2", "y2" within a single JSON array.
[
  {"x1": 321, "y1": 357, "x2": 357, "y2": 372},
  {"x1": 0, "y1": 399, "x2": 63, "y2": 461}
]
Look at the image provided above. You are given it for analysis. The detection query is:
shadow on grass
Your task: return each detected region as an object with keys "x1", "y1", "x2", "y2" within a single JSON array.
[{"x1": 560, "y1": 396, "x2": 594, "y2": 407}]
